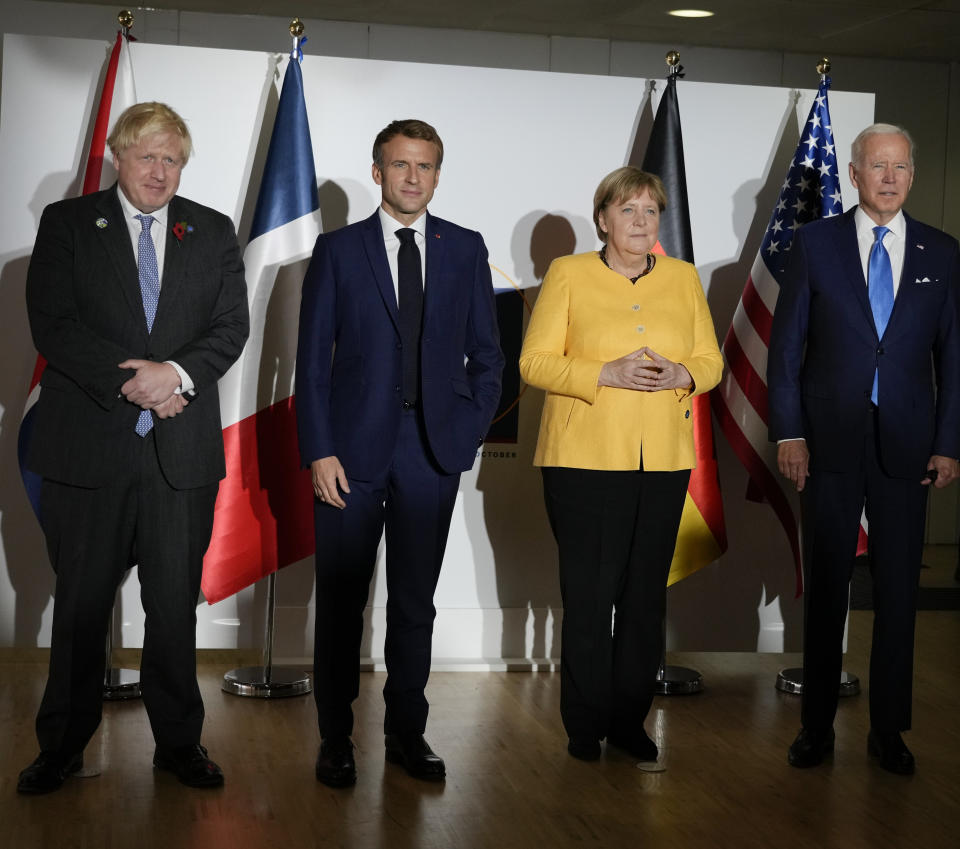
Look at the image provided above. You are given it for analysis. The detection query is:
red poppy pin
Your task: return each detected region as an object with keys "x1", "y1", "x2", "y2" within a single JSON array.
[{"x1": 172, "y1": 220, "x2": 194, "y2": 241}]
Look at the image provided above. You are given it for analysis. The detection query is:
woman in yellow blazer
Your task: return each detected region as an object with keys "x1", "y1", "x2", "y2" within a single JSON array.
[{"x1": 519, "y1": 167, "x2": 722, "y2": 763}]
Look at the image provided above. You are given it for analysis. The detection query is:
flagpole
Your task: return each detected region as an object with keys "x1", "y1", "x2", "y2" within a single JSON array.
[
  {"x1": 221, "y1": 18, "x2": 314, "y2": 699},
  {"x1": 104, "y1": 585, "x2": 141, "y2": 700},
  {"x1": 772, "y1": 58, "x2": 859, "y2": 700},
  {"x1": 643, "y1": 50, "x2": 705, "y2": 696},
  {"x1": 102, "y1": 9, "x2": 141, "y2": 701}
]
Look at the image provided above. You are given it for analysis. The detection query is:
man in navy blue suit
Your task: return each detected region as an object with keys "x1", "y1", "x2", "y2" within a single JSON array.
[
  {"x1": 769, "y1": 123, "x2": 960, "y2": 774},
  {"x1": 296, "y1": 119, "x2": 503, "y2": 786}
]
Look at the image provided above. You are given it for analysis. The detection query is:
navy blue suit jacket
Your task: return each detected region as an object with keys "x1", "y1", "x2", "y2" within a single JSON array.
[
  {"x1": 295, "y1": 210, "x2": 503, "y2": 478},
  {"x1": 768, "y1": 207, "x2": 960, "y2": 478}
]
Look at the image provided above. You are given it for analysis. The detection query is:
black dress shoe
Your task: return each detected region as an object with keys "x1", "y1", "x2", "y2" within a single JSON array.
[
  {"x1": 567, "y1": 737, "x2": 601, "y2": 761},
  {"x1": 315, "y1": 736, "x2": 356, "y2": 787},
  {"x1": 787, "y1": 727, "x2": 835, "y2": 768},
  {"x1": 384, "y1": 733, "x2": 446, "y2": 781},
  {"x1": 608, "y1": 730, "x2": 659, "y2": 762},
  {"x1": 17, "y1": 752, "x2": 83, "y2": 795},
  {"x1": 867, "y1": 729, "x2": 915, "y2": 775},
  {"x1": 153, "y1": 743, "x2": 224, "y2": 788}
]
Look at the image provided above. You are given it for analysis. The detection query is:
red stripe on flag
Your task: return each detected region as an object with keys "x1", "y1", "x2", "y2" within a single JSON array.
[
  {"x1": 654, "y1": 238, "x2": 727, "y2": 568},
  {"x1": 722, "y1": 330, "x2": 769, "y2": 425},
  {"x1": 740, "y1": 276, "x2": 773, "y2": 344},
  {"x1": 201, "y1": 396, "x2": 315, "y2": 604},
  {"x1": 82, "y1": 31, "x2": 123, "y2": 195},
  {"x1": 687, "y1": 393, "x2": 727, "y2": 552},
  {"x1": 29, "y1": 356, "x2": 47, "y2": 393},
  {"x1": 712, "y1": 391, "x2": 803, "y2": 596}
]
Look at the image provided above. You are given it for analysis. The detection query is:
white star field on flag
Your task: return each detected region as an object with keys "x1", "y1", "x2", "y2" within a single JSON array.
[{"x1": 760, "y1": 78, "x2": 842, "y2": 277}]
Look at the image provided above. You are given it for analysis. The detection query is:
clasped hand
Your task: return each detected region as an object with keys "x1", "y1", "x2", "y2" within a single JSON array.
[
  {"x1": 599, "y1": 347, "x2": 692, "y2": 391},
  {"x1": 119, "y1": 359, "x2": 187, "y2": 419}
]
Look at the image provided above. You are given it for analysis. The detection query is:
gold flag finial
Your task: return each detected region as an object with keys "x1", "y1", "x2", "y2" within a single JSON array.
[
  {"x1": 817, "y1": 57, "x2": 831, "y2": 76},
  {"x1": 290, "y1": 17, "x2": 305, "y2": 38},
  {"x1": 666, "y1": 50, "x2": 680, "y2": 68},
  {"x1": 118, "y1": 9, "x2": 134, "y2": 30}
]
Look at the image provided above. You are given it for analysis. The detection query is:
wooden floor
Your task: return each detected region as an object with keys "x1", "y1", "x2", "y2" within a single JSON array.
[{"x1": 3, "y1": 611, "x2": 958, "y2": 849}]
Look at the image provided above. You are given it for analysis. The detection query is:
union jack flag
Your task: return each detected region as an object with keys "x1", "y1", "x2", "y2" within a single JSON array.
[{"x1": 711, "y1": 76, "x2": 846, "y2": 596}]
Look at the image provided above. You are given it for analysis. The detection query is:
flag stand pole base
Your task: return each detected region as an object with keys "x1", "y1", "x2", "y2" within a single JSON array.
[
  {"x1": 222, "y1": 666, "x2": 312, "y2": 698},
  {"x1": 775, "y1": 668, "x2": 860, "y2": 697},
  {"x1": 104, "y1": 668, "x2": 142, "y2": 701},
  {"x1": 655, "y1": 664, "x2": 703, "y2": 695},
  {"x1": 222, "y1": 571, "x2": 311, "y2": 699},
  {"x1": 103, "y1": 597, "x2": 141, "y2": 701},
  {"x1": 654, "y1": 618, "x2": 703, "y2": 695}
]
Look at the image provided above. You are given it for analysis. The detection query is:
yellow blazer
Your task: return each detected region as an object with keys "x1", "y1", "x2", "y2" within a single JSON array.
[{"x1": 519, "y1": 251, "x2": 722, "y2": 471}]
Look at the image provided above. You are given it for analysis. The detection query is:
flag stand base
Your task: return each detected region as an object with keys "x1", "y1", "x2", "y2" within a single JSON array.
[
  {"x1": 222, "y1": 666, "x2": 311, "y2": 698},
  {"x1": 655, "y1": 664, "x2": 703, "y2": 695},
  {"x1": 654, "y1": 615, "x2": 704, "y2": 695},
  {"x1": 775, "y1": 667, "x2": 860, "y2": 697},
  {"x1": 103, "y1": 599, "x2": 141, "y2": 701},
  {"x1": 104, "y1": 668, "x2": 141, "y2": 701},
  {"x1": 222, "y1": 571, "x2": 312, "y2": 699}
]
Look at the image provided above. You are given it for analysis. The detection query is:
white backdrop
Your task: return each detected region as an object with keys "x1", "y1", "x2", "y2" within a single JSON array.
[{"x1": 0, "y1": 34, "x2": 873, "y2": 660}]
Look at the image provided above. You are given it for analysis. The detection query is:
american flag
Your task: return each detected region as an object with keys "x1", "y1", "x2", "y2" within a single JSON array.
[{"x1": 711, "y1": 76, "x2": 844, "y2": 596}]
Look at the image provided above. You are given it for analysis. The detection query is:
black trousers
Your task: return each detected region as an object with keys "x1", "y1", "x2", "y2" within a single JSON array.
[
  {"x1": 801, "y1": 406, "x2": 929, "y2": 733},
  {"x1": 312, "y1": 409, "x2": 460, "y2": 737},
  {"x1": 36, "y1": 431, "x2": 217, "y2": 756},
  {"x1": 542, "y1": 465, "x2": 690, "y2": 741}
]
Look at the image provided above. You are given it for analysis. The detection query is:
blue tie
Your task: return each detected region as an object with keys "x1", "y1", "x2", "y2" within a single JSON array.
[
  {"x1": 135, "y1": 214, "x2": 160, "y2": 436},
  {"x1": 868, "y1": 225, "x2": 894, "y2": 406}
]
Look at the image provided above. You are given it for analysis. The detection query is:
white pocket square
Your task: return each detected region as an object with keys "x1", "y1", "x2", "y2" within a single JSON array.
[{"x1": 914, "y1": 276, "x2": 934, "y2": 283}]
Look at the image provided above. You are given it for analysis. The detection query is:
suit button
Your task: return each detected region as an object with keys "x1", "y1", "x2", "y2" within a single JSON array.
[
  {"x1": 877, "y1": 346, "x2": 884, "y2": 354},
  {"x1": 636, "y1": 325, "x2": 645, "y2": 333},
  {"x1": 394, "y1": 385, "x2": 401, "y2": 393}
]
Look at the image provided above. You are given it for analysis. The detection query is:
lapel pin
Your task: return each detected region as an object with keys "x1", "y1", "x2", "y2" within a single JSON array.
[{"x1": 95, "y1": 217, "x2": 108, "y2": 229}]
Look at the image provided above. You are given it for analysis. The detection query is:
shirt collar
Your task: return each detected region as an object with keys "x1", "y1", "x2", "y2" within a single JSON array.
[
  {"x1": 854, "y1": 205, "x2": 905, "y2": 242},
  {"x1": 117, "y1": 186, "x2": 170, "y2": 228},
  {"x1": 379, "y1": 206, "x2": 426, "y2": 240}
]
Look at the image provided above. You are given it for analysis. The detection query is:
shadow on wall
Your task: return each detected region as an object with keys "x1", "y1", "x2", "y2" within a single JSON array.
[
  {"x1": 471, "y1": 210, "x2": 591, "y2": 661},
  {"x1": 1, "y1": 170, "x2": 94, "y2": 646}
]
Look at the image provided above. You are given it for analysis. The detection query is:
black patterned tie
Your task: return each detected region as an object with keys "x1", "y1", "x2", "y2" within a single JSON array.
[{"x1": 396, "y1": 228, "x2": 423, "y2": 405}]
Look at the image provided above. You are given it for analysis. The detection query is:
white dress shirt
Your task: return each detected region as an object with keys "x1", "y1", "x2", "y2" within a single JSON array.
[
  {"x1": 378, "y1": 206, "x2": 426, "y2": 302},
  {"x1": 117, "y1": 188, "x2": 192, "y2": 393},
  {"x1": 855, "y1": 206, "x2": 906, "y2": 297}
]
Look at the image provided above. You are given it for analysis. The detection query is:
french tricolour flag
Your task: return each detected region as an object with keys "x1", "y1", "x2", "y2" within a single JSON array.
[{"x1": 200, "y1": 53, "x2": 322, "y2": 604}]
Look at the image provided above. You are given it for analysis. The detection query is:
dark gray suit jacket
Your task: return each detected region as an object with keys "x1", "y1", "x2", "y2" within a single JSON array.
[{"x1": 25, "y1": 185, "x2": 249, "y2": 490}]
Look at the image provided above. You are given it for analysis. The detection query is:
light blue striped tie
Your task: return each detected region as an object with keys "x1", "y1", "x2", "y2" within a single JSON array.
[
  {"x1": 868, "y1": 225, "x2": 894, "y2": 405},
  {"x1": 135, "y1": 214, "x2": 160, "y2": 436}
]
